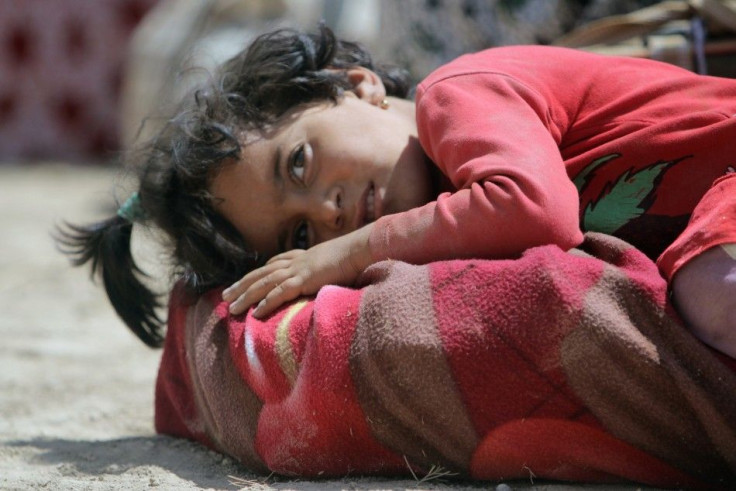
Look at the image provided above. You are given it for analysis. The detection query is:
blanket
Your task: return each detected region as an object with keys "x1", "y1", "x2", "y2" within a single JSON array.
[{"x1": 155, "y1": 233, "x2": 736, "y2": 488}]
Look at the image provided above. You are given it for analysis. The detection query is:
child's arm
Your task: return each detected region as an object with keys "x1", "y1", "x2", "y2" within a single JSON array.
[
  {"x1": 224, "y1": 225, "x2": 373, "y2": 317},
  {"x1": 367, "y1": 71, "x2": 584, "y2": 265}
]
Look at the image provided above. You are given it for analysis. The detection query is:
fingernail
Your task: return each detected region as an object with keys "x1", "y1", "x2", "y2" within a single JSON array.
[{"x1": 253, "y1": 300, "x2": 266, "y2": 317}]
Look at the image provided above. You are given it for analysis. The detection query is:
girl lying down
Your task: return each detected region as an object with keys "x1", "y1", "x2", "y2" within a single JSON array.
[
  {"x1": 61, "y1": 26, "x2": 735, "y2": 357},
  {"x1": 57, "y1": 25, "x2": 736, "y2": 487}
]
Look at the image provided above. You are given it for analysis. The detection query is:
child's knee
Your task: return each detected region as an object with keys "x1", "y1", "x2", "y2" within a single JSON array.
[{"x1": 671, "y1": 244, "x2": 736, "y2": 357}]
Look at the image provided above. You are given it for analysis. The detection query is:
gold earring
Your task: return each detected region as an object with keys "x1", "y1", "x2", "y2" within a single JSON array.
[{"x1": 379, "y1": 98, "x2": 390, "y2": 110}]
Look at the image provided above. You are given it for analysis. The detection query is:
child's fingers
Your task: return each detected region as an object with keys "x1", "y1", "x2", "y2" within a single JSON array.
[
  {"x1": 226, "y1": 266, "x2": 292, "y2": 314},
  {"x1": 222, "y1": 258, "x2": 292, "y2": 302},
  {"x1": 251, "y1": 276, "x2": 306, "y2": 318}
]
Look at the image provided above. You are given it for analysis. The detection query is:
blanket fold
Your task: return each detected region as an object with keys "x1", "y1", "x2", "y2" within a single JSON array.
[{"x1": 156, "y1": 233, "x2": 736, "y2": 488}]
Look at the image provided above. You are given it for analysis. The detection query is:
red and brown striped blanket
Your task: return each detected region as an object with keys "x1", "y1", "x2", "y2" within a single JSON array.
[{"x1": 155, "y1": 233, "x2": 736, "y2": 488}]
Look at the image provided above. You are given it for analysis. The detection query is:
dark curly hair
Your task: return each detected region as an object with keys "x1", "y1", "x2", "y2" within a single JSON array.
[{"x1": 57, "y1": 25, "x2": 412, "y2": 347}]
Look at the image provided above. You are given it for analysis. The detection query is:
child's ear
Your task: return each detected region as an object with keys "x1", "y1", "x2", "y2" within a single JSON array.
[{"x1": 345, "y1": 67, "x2": 385, "y2": 106}]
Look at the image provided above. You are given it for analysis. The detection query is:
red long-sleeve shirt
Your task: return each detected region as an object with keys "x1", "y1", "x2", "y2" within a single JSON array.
[{"x1": 369, "y1": 46, "x2": 736, "y2": 268}]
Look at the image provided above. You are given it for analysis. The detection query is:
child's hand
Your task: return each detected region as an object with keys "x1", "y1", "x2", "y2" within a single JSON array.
[{"x1": 222, "y1": 226, "x2": 373, "y2": 318}]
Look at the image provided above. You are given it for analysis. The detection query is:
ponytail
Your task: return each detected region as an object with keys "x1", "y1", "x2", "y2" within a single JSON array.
[{"x1": 56, "y1": 215, "x2": 164, "y2": 348}]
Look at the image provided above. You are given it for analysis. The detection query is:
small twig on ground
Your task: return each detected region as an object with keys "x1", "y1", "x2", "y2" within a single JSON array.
[
  {"x1": 403, "y1": 455, "x2": 458, "y2": 484},
  {"x1": 403, "y1": 455, "x2": 420, "y2": 482},
  {"x1": 522, "y1": 464, "x2": 536, "y2": 484},
  {"x1": 417, "y1": 464, "x2": 458, "y2": 483},
  {"x1": 228, "y1": 471, "x2": 275, "y2": 488}
]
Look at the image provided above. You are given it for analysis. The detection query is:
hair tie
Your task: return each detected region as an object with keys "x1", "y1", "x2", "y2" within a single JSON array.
[{"x1": 117, "y1": 192, "x2": 147, "y2": 223}]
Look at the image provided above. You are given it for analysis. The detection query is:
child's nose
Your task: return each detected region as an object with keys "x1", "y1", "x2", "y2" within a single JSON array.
[{"x1": 309, "y1": 187, "x2": 343, "y2": 230}]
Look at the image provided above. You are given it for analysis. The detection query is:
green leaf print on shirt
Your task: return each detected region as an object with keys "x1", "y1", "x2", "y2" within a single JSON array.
[{"x1": 574, "y1": 153, "x2": 686, "y2": 234}]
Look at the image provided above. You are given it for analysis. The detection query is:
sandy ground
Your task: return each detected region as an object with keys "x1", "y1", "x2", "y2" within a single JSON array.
[{"x1": 0, "y1": 163, "x2": 645, "y2": 491}]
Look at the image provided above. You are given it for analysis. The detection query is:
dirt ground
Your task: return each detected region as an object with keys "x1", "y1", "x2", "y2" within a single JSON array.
[{"x1": 0, "y1": 163, "x2": 647, "y2": 491}]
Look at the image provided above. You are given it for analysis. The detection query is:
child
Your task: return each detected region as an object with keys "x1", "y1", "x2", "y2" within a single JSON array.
[{"x1": 60, "y1": 26, "x2": 736, "y2": 357}]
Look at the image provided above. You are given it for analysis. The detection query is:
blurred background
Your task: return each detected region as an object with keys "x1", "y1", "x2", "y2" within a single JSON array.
[
  {"x1": 1, "y1": 2, "x2": 735, "y2": 488},
  {"x1": 0, "y1": 0, "x2": 158, "y2": 162},
  {"x1": 8, "y1": 0, "x2": 736, "y2": 166}
]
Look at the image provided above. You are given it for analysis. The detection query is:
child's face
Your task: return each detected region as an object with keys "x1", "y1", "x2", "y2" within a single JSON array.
[{"x1": 211, "y1": 94, "x2": 434, "y2": 258}]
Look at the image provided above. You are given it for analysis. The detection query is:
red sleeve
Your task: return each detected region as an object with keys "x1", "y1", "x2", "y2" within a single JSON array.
[{"x1": 369, "y1": 71, "x2": 583, "y2": 264}]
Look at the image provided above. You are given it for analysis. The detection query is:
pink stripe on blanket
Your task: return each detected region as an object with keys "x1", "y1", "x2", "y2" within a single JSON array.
[{"x1": 251, "y1": 285, "x2": 406, "y2": 476}]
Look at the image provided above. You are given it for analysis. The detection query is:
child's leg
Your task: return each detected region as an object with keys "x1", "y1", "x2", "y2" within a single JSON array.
[
  {"x1": 671, "y1": 244, "x2": 736, "y2": 358},
  {"x1": 657, "y1": 172, "x2": 736, "y2": 357}
]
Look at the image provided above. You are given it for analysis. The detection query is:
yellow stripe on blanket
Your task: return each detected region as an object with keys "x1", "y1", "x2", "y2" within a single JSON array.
[{"x1": 275, "y1": 300, "x2": 308, "y2": 385}]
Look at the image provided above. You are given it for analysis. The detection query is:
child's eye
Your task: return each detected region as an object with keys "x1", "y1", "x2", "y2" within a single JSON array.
[
  {"x1": 291, "y1": 220, "x2": 310, "y2": 250},
  {"x1": 288, "y1": 145, "x2": 306, "y2": 181}
]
